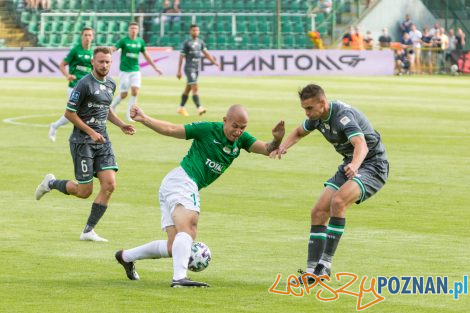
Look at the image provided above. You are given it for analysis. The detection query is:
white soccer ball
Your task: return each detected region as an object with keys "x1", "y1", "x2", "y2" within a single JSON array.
[
  {"x1": 188, "y1": 241, "x2": 212, "y2": 272},
  {"x1": 450, "y1": 64, "x2": 459, "y2": 75}
]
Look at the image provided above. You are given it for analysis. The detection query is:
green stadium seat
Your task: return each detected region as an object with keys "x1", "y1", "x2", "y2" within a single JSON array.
[
  {"x1": 260, "y1": 35, "x2": 273, "y2": 48},
  {"x1": 28, "y1": 22, "x2": 39, "y2": 34},
  {"x1": 96, "y1": 34, "x2": 107, "y2": 46},
  {"x1": 48, "y1": 33, "x2": 61, "y2": 47},
  {"x1": 20, "y1": 11, "x2": 31, "y2": 25},
  {"x1": 62, "y1": 21, "x2": 74, "y2": 33}
]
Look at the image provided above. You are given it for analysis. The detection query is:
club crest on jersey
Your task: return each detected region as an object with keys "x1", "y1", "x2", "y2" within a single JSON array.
[
  {"x1": 70, "y1": 91, "x2": 80, "y2": 102},
  {"x1": 340, "y1": 116, "x2": 351, "y2": 126},
  {"x1": 99, "y1": 84, "x2": 106, "y2": 90}
]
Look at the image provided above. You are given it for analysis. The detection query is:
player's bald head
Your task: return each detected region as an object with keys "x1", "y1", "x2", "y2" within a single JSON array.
[{"x1": 225, "y1": 104, "x2": 248, "y2": 122}]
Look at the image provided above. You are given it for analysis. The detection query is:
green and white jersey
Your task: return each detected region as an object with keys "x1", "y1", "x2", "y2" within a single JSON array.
[
  {"x1": 303, "y1": 100, "x2": 387, "y2": 162},
  {"x1": 181, "y1": 122, "x2": 257, "y2": 190},
  {"x1": 63, "y1": 43, "x2": 93, "y2": 88},
  {"x1": 180, "y1": 38, "x2": 207, "y2": 71},
  {"x1": 115, "y1": 36, "x2": 146, "y2": 72},
  {"x1": 66, "y1": 73, "x2": 116, "y2": 144}
]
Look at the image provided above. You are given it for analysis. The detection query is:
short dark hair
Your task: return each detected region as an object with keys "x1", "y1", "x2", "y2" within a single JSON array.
[
  {"x1": 93, "y1": 46, "x2": 112, "y2": 57},
  {"x1": 298, "y1": 84, "x2": 326, "y2": 101},
  {"x1": 128, "y1": 22, "x2": 139, "y2": 27},
  {"x1": 190, "y1": 24, "x2": 199, "y2": 29},
  {"x1": 81, "y1": 27, "x2": 94, "y2": 35}
]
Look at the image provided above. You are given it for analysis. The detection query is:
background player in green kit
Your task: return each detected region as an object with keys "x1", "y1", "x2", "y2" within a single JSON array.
[
  {"x1": 114, "y1": 104, "x2": 284, "y2": 288},
  {"x1": 48, "y1": 27, "x2": 94, "y2": 142},
  {"x1": 176, "y1": 24, "x2": 219, "y2": 117},
  {"x1": 35, "y1": 47, "x2": 136, "y2": 242},
  {"x1": 272, "y1": 84, "x2": 389, "y2": 283},
  {"x1": 110, "y1": 22, "x2": 163, "y2": 121}
]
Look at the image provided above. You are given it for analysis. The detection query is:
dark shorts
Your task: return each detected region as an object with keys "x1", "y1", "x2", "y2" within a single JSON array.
[
  {"x1": 325, "y1": 159, "x2": 389, "y2": 204},
  {"x1": 184, "y1": 67, "x2": 199, "y2": 85},
  {"x1": 69, "y1": 142, "x2": 118, "y2": 184}
]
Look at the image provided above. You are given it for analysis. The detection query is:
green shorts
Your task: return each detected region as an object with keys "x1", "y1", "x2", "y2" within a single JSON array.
[
  {"x1": 325, "y1": 159, "x2": 389, "y2": 204},
  {"x1": 69, "y1": 142, "x2": 118, "y2": 184}
]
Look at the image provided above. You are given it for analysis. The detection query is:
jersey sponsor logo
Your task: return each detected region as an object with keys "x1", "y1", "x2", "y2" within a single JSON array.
[
  {"x1": 324, "y1": 124, "x2": 330, "y2": 130},
  {"x1": 126, "y1": 52, "x2": 139, "y2": 59},
  {"x1": 99, "y1": 84, "x2": 106, "y2": 90},
  {"x1": 70, "y1": 90, "x2": 80, "y2": 102},
  {"x1": 86, "y1": 117, "x2": 106, "y2": 125},
  {"x1": 213, "y1": 139, "x2": 222, "y2": 145},
  {"x1": 340, "y1": 116, "x2": 351, "y2": 126},
  {"x1": 205, "y1": 158, "x2": 224, "y2": 174},
  {"x1": 223, "y1": 146, "x2": 231, "y2": 154},
  {"x1": 87, "y1": 102, "x2": 107, "y2": 109},
  {"x1": 94, "y1": 90, "x2": 100, "y2": 95}
]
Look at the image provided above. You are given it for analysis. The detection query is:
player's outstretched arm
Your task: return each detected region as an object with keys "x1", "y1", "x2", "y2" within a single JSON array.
[
  {"x1": 203, "y1": 50, "x2": 220, "y2": 68},
  {"x1": 130, "y1": 105, "x2": 186, "y2": 139},
  {"x1": 143, "y1": 51, "x2": 162, "y2": 75},
  {"x1": 269, "y1": 125, "x2": 309, "y2": 159},
  {"x1": 249, "y1": 120, "x2": 285, "y2": 156}
]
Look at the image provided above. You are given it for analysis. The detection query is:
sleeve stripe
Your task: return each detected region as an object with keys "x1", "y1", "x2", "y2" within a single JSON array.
[
  {"x1": 347, "y1": 132, "x2": 364, "y2": 140},
  {"x1": 66, "y1": 106, "x2": 77, "y2": 112},
  {"x1": 302, "y1": 121, "x2": 309, "y2": 132}
]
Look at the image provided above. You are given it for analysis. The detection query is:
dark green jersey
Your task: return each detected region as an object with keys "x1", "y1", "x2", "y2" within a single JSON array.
[
  {"x1": 180, "y1": 38, "x2": 207, "y2": 71},
  {"x1": 63, "y1": 43, "x2": 93, "y2": 88},
  {"x1": 66, "y1": 73, "x2": 116, "y2": 144},
  {"x1": 181, "y1": 122, "x2": 257, "y2": 190},
  {"x1": 115, "y1": 36, "x2": 146, "y2": 72},
  {"x1": 303, "y1": 100, "x2": 387, "y2": 162}
]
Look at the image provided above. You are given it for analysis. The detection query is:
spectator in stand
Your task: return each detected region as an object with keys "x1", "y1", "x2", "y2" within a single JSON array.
[
  {"x1": 364, "y1": 30, "x2": 374, "y2": 50},
  {"x1": 378, "y1": 27, "x2": 392, "y2": 49},
  {"x1": 312, "y1": 0, "x2": 333, "y2": 15},
  {"x1": 400, "y1": 31, "x2": 414, "y2": 73},
  {"x1": 162, "y1": 0, "x2": 182, "y2": 27},
  {"x1": 448, "y1": 28, "x2": 458, "y2": 67},
  {"x1": 429, "y1": 22, "x2": 440, "y2": 37},
  {"x1": 25, "y1": 0, "x2": 38, "y2": 10},
  {"x1": 432, "y1": 29, "x2": 443, "y2": 73},
  {"x1": 421, "y1": 27, "x2": 434, "y2": 74},
  {"x1": 455, "y1": 28, "x2": 466, "y2": 73},
  {"x1": 439, "y1": 27, "x2": 449, "y2": 73},
  {"x1": 394, "y1": 48, "x2": 409, "y2": 75},
  {"x1": 408, "y1": 24, "x2": 422, "y2": 74},
  {"x1": 342, "y1": 26, "x2": 354, "y2": 49},
  {"x1": 400, "y1": 14, "x2": 413, "y2": 37},
  {"x1": 351, "y1": 26, "x2": 364, "y2": 50}
]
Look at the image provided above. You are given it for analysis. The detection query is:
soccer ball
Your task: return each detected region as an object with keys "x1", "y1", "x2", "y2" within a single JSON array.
[
  {"x1": 188, "y1": 241, "x2": 211, "y2": 272},
  {"x1": 450, "y1": 64, "x2": 459, "y2": 76}
]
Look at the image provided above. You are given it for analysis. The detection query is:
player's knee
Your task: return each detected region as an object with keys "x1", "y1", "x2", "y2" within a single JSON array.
[
  {"x1": 330, "y1": 195, "x2": 347, "y2": 212},
  {"x1": 311, "y1": 207, "x2": 329, "y2": 223},
  {"x1": 102, "y1": 181, "x2": 116, "y2": 194},
  {"x1": 76, "y1": 187, "x2": 93, "y2": 199}
]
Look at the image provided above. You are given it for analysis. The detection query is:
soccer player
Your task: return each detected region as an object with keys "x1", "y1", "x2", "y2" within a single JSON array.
[
  {"x1": 271, "y1": 84, "x2": 389, "y2": 282},
  {"x1": 176, "y1": 24, "x2": 219, "y2": 117},
  {"x1": 48, "y1": 27, "x2": 94, "y2": 142},
  {"x1": 110, "y1": 22, "x2": 162, "y2": 121},
  {"x1": 115, "y1": 104, "x2": 284, "y2": 287},
  {"x1": 35, "y1": 47, "x2": 136, "y2": 242}
]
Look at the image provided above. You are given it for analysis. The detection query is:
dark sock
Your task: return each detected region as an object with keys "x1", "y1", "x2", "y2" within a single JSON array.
[
  {"x1": 192, "y1": 95, "x2": 201, "y2": 108},
  {"x1": 307, "y1": 225, "x2": 327, "y2": 269},
  {"x1": 49, "y1": 179, "x2": 69, "y2": 195},
  {"x1": 179, "y1": 94, "x2": 189, "y2": 107},
  {"x1": 321, "y1": 217, "x2": 346, "y2": 263},
  {"x1": 83, "y1": 203, "x2": 107, "y2": 233}
]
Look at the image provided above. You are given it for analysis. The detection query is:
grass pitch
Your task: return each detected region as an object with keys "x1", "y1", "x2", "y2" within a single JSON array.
[{"x1": 1, "y1": 75, "x2": 469, "y2": 313}]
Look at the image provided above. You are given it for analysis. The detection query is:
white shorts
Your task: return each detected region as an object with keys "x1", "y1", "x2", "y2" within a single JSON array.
[
  {"x1": 119, "y1": 71, "x2": 141, "y2": 92},
  {"x1": 159, "y1": 167, "x2": 200, "y2": 231}
]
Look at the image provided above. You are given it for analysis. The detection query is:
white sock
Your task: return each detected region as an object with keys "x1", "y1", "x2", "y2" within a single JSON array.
[
  {"x1": 172, "y1": 232, "x2": 192, "y2": 280},
  {"x1": 128, "y1": 96, "x2": 137, "y2": 112},
  {"x1": 110, "y1": 95, "x2": 122, "y2": 110},
  {"x1": 51, "y1": 115, "x2": 69, "y2": 129},
  {"x1": 122, "y1": 240, "x2": 169, "y2": 262}
]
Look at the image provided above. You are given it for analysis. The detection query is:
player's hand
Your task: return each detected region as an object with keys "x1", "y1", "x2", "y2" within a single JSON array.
[
  {"x1": 344, "y1": 163, "x2": 359, "y2": 179},
  {"x1": 90, "y1": 132, "x2": 106, "y2": 144},
  {"x1": 176, "y1": 71, "x2": 182, "y2": 80},
  {"x1": 130, "y1": 104, "x2": 145, "y2": 122},
  {"x1": 66, "y1": 74, "x2": 76, "y2": 82},
  {"x1": 121, "y1": 124, "x2": 136, "y2": 135},
  {"x1": 214, "y1": 62, "x2": 220, "y2": 69},
  {"x1": 272, "y1": 120, "x2": 285, "y2": 141},
  {"x1": 269, "y1": 146, "x2": 287, "y2": 159},
  {"x1": 155, "y1": 67, "x2": 163, "y2": 75}
]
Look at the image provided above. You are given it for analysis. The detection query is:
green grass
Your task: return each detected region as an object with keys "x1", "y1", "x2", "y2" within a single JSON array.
[{"x1": 1, "y1": 75, "x2": 469, "y2": 313}]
